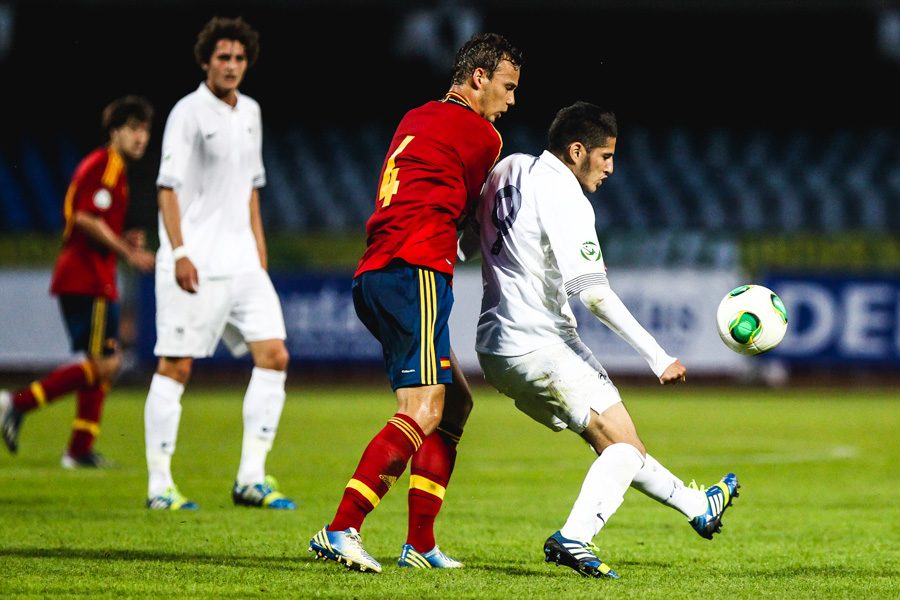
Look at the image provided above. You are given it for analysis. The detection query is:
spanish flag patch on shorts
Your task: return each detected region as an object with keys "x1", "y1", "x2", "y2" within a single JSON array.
[{"x1": 439, "y1": 357, "x2": 451, "y2": 369}]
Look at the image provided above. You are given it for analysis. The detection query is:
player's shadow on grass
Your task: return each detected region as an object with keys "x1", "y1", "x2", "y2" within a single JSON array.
[{"x1": 0, "y1": 547, "x2": 301, "y2": 570}]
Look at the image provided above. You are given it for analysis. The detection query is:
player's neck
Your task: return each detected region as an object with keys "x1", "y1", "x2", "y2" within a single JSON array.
[
  {"x1": 445, "y1": 86, "x2": 478, "y2": 114},
  {"x1": 205, "y1": 81, "x2": 239, "y2": 107}
]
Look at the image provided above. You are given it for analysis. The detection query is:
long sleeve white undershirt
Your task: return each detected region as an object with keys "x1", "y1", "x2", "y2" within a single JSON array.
[{"x1": 578, "y1": 284, "x2": 676, "y2": 378}]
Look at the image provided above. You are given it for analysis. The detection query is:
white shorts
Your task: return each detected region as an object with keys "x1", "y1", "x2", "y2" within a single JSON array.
[
  {"x1": 478, "y1": 338, "x2": 622, "y2": 433},
  {"x1": 154, "y1": 269, "x2": 286, "y2": 358}
]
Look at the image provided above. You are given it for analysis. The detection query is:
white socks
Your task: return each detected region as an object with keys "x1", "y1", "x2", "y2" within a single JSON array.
[
  {"x1": 144, "y1": 374, "x2": 184, "y2": 497},
  {"x1": 236, "y1": 367, "x2": 287, "y2": 486},
  {"x1": 560, "y1": 442, "x2": 645, "y2": 543},
  {"x1": 630, "y1": 453, "x2": 708, "y2": 518}
]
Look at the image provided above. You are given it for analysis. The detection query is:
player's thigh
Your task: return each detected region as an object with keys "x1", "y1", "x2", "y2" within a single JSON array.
[
  {"x1": 154, "y1": 273, "x2": 230, "y2": 358},
  {"x1": 58, "y1": 294, "x2": 120, "y2": 359},
  {"x1": 226, "y1": 270, "x2": 286, "y2": 345},
  {"x1": 478, "y1": 340, "x2": 622, "y2": 434},
  {"x1": 581, "y1": 402, "x2": 644, "y2": 454},
  {"x1": 353, "y1": 263, "x2": 454, "y2": 391}
]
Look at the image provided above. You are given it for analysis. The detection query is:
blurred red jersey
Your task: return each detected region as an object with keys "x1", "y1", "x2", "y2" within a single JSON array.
[
  {"x1": 50, "y1": 147, "x2": 129, "y2": 300},
  {"x1": 355, "y1": 93, "x2": 503, "y2": 278}
]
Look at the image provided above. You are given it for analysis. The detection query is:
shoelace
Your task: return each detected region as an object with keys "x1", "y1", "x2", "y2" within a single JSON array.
[{"x1": 688, "y1": 479, "x2": 708, "y2": 492}]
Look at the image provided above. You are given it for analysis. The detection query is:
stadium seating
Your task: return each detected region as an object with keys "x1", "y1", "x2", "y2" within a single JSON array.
[{"x1": 1, "y1": 126, "x2": 897, "y2": 236}]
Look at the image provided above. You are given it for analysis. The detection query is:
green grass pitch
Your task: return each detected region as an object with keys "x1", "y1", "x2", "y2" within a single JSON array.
[{"x1": 1, "y1": 382, "x2": 897, "y2": 598}]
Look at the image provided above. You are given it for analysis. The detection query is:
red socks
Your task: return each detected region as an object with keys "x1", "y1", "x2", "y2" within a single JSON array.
[
  {"x1": 66, "y1": 383, "x2": 107, "y2": 457},
  {"x1": 407, "y1": 423, "x2": 461, "y2": 551},
  {"x1": 330, "y1": 413, "x2": 425, "y2": 532},
  {"x1": 12, "y1": 361, "x2": 95, "y2": 412}
]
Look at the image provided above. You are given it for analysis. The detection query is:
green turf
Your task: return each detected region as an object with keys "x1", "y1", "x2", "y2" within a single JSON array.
[{"x1": 1, "y1": 383, "x2": 897, "y2": 598}]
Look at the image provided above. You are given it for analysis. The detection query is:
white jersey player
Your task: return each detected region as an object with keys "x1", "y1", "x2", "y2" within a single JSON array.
[
  {"x1": 143, "y1": 17, "x2": 295, "y2": 511},
  {"x1": 466, "y1": 102, "x2": 740, "y2": 579}
]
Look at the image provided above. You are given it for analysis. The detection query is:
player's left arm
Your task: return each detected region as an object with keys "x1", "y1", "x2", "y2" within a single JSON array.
[
  {"x1": 578, "y1": 285, "x2": 685, "y2": 384},
  {"x1": 249, "y1": 188, "x2": 268, "y2": 270},
  {"x1": 73, "y1": 211, "x2": 156, "y2": 272}
]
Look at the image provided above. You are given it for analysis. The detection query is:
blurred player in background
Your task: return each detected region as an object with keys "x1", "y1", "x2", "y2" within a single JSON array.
[
  {"x1": 143, "y1": 16, "x2": 294, "y2": 511},
  {"x1": 309, "y1": 33, "x2": 523, "y2": 573},
  {"x1": 0, "y1": 96, "x2": 156, "y2": 468},
  {"x1": 468, "y1": 102, "x2": 740, "y2": 579}
]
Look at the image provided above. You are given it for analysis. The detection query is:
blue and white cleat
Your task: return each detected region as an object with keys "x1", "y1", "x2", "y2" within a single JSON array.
[
  {"x1": 0, "y1": 389, "x2": 23, "y2": 454},
  {"x1": 232, "y1": 475, "x2": 296, "y2": 510},
  {"x1": 147, "y1": 486, "x2": 199, "y2": 511},
  {"x1": 689, "y1": 472, "x2": 740, "y2": 539},
  {"x1": 398, "y1": 543, "x2": 463, "y2": 568},
  {"x1": 309, "y1": 525, "x2": 382, "y2": 573},
  {"x1": 543, "y1": 531, "x2": 619, "y2": 579}
]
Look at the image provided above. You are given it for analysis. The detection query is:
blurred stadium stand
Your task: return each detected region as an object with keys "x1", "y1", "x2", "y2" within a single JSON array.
[{"x1": 2, "y1": 125, "x2": 897, "y2": 237}]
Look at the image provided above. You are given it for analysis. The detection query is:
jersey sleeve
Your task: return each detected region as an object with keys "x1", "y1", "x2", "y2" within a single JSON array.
[
  {"x1": 251, "y1": 104, "x2": 266, "y2": 189},
  {"x1": 71, "y1": 156, "x2": 112, "y2": 217},
  {"x1": 156, "y1": 102, "x2": 196, "y2": 189},
  {"x1": 537, "y1": 183, "x2": 608, "y2": 296}
]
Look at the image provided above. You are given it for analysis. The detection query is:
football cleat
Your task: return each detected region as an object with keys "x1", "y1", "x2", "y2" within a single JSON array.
[
  {"x1": 309, "y1": 525, "x2": 382, "y2": 573},
  {"x1": 689, "y1": 473, "x2": 741, "y2": 539},
  {"x1": 0, "y1": 389, "x2": 23, "y2": 454},
  {"x1": 61, "y1": 451, "x2": 112, "y2": 470},
  {"x1": 543, "y1": 531, "x2": 619, "y2": 579},
  {"x1": 232, "y1": 475, "x2": 296, "y2": 510},
  {"x1": 397, "y1": 543, "x2": 463, "y2": 569},
  {"x1": 146, "y1": 486, "x2": 199, "y2": 511}
]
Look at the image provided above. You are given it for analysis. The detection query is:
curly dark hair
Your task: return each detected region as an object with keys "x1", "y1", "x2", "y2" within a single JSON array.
[
  {"x1": 547, "y1": 101, "x2": 618, "y2": 154},
  {"x1": 101, "y1": 95, "x2": 154, "y2": 135},
  {"x1": 193, "y1": 16, "x2": 260, "y2": 67},
  {"x1": 450, "y1": 32, "x2": 523, "y2": 85}
]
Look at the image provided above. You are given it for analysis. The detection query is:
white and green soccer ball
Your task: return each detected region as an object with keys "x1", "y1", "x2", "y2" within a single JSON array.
[{"x1": 716, "y1": 284, "x2": 788, "y2": 355}]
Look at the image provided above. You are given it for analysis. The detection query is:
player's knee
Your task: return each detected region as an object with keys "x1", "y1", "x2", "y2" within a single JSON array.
[
  {"x1": 252, "y1": 341, "x2": 289, "y2": 371},
  {"x1": 158, "y1": 357, "x2": 192, "y2": 384},
  {"x1": 93, "y1": 353, "x2": 121, "y2": 382}
]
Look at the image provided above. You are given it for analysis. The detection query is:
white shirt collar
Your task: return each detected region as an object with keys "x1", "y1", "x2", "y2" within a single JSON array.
[
  {"x1": 538, "y1": 150, "x2": 581, "y2": 188},
  {"x1": 197, "y1": 82, "x2": 241, "y2": 113}
]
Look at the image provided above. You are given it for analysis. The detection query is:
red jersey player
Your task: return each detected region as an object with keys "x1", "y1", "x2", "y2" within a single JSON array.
[
  {"x1": 1, "y1": 96, "x2": 156, "y2": 468},
  {"x1": 310, "y1": 33, "x2": 523, "y2": 572}
]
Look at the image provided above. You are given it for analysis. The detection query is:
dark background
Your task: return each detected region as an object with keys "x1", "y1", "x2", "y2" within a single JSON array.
[{"x1": 3, "y1": 0, "x2": 899, "y2": 145}]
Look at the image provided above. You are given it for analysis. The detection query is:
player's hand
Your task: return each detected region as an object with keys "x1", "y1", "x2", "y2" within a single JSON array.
[
  {"x1": 124, "y1": 229, "x2": 146, "y2": 249},
  {"x1": 127, "y1": 248, "x2": 156, "y2": 273},
  {"x1": 659, "y1": 359, "x2": 687, "y2": 385},
  {"x1": 175, "y1": 257, "x2": 199, "y2": 293}
]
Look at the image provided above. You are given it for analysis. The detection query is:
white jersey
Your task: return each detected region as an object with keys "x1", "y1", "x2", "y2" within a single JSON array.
[
  {"x1": 156, "y1": 83, "x2": 266, "y2": 277},
  {"x1": 476, "y1": 151, "x2": 609, "y2": 356}
]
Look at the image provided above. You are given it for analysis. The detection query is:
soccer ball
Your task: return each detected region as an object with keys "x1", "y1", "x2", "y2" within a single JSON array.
[{"x1": 716, "y1": 284, "x2": 788, "y2": 355}]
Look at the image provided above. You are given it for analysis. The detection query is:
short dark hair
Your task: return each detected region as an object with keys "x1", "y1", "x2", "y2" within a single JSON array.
[
  {"x1": 102, "y1": 95, "x2": 154, "y2": 135},
  {"x1": 194, "y1": 16, "x2": 260, "y2": 67},
  {"x1": 451, "y1": 32, "x2": 523, "y2": 85},
  {"x1": 547, "y1": 102, "x2": 618, "y2": 154}
]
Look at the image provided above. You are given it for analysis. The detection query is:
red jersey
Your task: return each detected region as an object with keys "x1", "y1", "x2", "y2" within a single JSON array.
[
  {"x1": 50, "y1": 147, "x2": 129, "y2": 300},
  {"x1": 355, "y1": 93, "x2": 503, "y2": 278}
]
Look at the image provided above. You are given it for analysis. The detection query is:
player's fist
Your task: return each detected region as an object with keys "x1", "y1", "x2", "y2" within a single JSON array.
[
  {"x1": 175, "y1": 257, "x2": 199, "y2": 293},
  {"x1": 659, "y1": 359, "x2": 687, "y2": 385}
]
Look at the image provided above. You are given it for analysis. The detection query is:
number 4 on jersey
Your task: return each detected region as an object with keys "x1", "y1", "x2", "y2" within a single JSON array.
[{"x1": 379, "y1": 135, "x2": 415, "y2": 208}]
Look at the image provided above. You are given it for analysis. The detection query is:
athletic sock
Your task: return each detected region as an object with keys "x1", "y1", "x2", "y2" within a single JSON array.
[
  {"x1": 329, "y1": 413, "x2": 424, "y2": 533},
  {"x1": 12, "y1": 360, "x2": 96, "y2": 412},
  {"x1": 237, "y1": 367, "x2": 287, "y2": 486},
  {"x1": 560, "y1": 442, "x2": 645, "y2": 543},
  {"x1": 66, "y1": 382, "x2": 107, "y2": 457},
  {"x1": 629, "y1": 453, "x2": 708, "y2": 518},
  {"x1": 144, "y1": 374, "x2": 184, "y2": 497},
  {"x1": 407, "y1": 422, "x2": 461, "y2": 551}
]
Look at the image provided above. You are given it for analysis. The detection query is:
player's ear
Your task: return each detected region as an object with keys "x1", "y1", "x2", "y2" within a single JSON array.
[
  {"x1": 472, "y1": 67, "x2": 488, "y2": 90},
  {"x1": 567, "y1": 142, "x2": 585, "y2": 163}
]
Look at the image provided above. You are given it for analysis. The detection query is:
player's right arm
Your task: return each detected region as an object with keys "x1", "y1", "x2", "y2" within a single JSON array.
[
  {"x1": 156, "y1": 100, "x2": 199, "y2": 293},
  {"x1": 158, "y1": 187, "x2": 198, "y2": 293}
]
